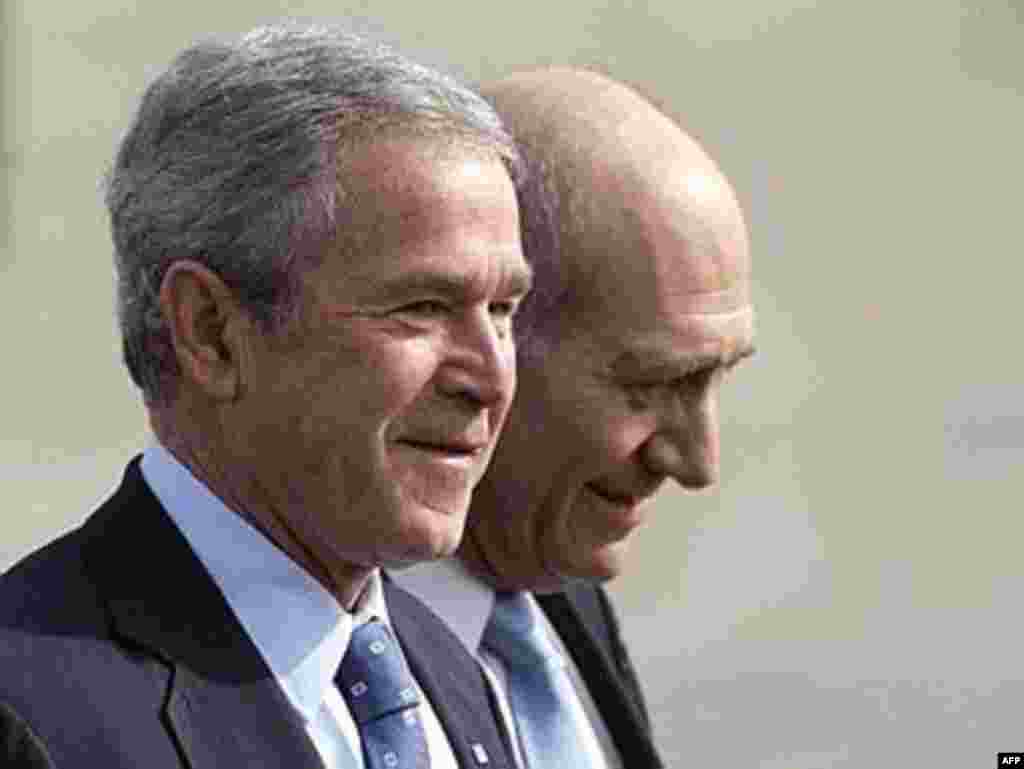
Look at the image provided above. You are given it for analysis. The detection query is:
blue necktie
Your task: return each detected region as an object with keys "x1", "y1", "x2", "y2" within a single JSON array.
[
  {"x1": 483, "y1": 592, "x2": 600, "y2": 769},
  {"x1": 337, "y1": 619, "x2": 430, "y2": 769}
]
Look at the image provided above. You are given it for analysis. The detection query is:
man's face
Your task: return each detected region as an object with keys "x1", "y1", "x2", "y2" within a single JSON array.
[
  {"x1": 228, "y1": 140, "x2": 530, "y2": 574},
  {"x1": 467, "y1": 164, "x2": 754, "y2": 589}
]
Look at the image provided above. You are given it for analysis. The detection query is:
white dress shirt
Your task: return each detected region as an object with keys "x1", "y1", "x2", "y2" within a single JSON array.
[
  {"x1": 391, "y1": 559, "x2": 623, "y2": 769},
  {"x1": 140, "y1": 444, "x2": 457, "y2": 769}
]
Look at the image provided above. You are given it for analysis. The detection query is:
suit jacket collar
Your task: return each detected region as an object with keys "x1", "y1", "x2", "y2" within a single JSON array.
[
  {"x1": 537, "y1": 586, "x2": 663, "y2": 769},
  {"x1": 82, "y1": 458, "x2": 325, "y2": 769},
  {"x1": 386, "y1": 579, "x2": 514, "y2": 769}
]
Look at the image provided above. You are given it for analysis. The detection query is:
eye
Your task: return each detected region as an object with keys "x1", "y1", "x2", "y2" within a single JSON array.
[
  {"x1": 489, "y1": 299, "x2": 520, "y2": 320},
  {"x1": 679, "y1": 366, "x2": 718, "y2": 391},
  {"x1": 627, "y1": 380, "x2": 663, "y2": 394},
  {"x1": 398, "y1": 299, "x2": 449, "y2": 318},
  {"x1": 624, "y1": 367, "x2": 720, "y2": 408},
  {"x1": 623, "y1": 380, "x2": 666, "y2": 409}
]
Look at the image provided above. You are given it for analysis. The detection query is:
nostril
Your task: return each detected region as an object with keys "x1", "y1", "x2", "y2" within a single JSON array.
[
  {"x1": 677, "y1": 467, "x2": 715, "y2": 492},
  {"x1": 438, "y1": 370, "x2": 505, "y2": 409}
]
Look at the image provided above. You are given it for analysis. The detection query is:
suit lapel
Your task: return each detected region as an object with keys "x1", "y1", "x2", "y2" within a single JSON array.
[
  {"x1": 537, "y1": 588, "x2": 662, "y2": 768},
  {"x1": 83, "y1": 460, "x2": 325, "y2": 769},
  {"x1": 385, "y1": 579, "x2": 514, "y2": 769}
]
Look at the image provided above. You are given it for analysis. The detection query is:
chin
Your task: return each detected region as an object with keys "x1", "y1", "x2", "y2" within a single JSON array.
[
  {"x1": 427, "y1": 529, "x2": 464, "y2": 559},
  {"x1": 404, "y1": 510, "x2": 467, "y2": 559},
  {"x1": 538, "y1": 542, "x2": 627, "y2": 589},
  {"x1": 380, "y1": 530, "x2": 461, "y2": 569},
  {"x1": 575, "y1": 544, "x2": 630, "y2": 584}
]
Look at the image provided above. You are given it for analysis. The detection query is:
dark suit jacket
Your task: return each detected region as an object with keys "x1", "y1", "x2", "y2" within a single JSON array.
[
  {"x1": 537, "y1": 584, "x2": 664, "y2": 769},
  {"x1": 0, "y1": 459, "x2": 512, "y2": 769}
]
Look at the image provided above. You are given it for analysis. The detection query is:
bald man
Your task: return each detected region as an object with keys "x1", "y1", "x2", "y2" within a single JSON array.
[{"x1": 393, "y1": 69, "x2": 755, "y2": 769}]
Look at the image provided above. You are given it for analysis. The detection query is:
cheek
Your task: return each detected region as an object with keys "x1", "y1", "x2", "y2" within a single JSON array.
[
  {"x1": 542, "y1": 490, "x2": 627, "y2": 580},
  {"x1": 327, "y1": 336, "x2": 442, "y2": 421},
  {"x1": 577, "y1": 412, "x2": 655, "y2": 471},
  {"x1": 547, "y1": 418, "x2": 653, "y2": 562},
  {"x1": 548, "y1": 376, "x2": 655, "y2": 464},
  {"x1": 496, "y1": 340, "x2": 518, "y2": 414}
]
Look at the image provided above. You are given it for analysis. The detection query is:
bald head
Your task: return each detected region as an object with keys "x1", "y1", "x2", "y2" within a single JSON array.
[
  {"x1": 481, "y1": 68, "x2": 750, "y2": 347},
  {"x1": 460, "y1": 69, "x2": 756, "y2": 591}
]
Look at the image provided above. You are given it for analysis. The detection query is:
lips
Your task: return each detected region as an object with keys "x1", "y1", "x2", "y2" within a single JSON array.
[
  {"x1": 391, "y1": 433, "x2": 490, "y2": 515},
  {"x1": 398, "y1": 437, "x2": 488, "y2": 457},
  {"x1": 583, "y1": 483, "x2": 651, "y2": 538},
  {"x1": 585, "y1": 482, "x2": 656, "y2": 510}
]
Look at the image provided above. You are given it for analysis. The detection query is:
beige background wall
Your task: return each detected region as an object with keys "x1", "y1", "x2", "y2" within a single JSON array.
[{"x1": 2, "y1": 1, "x2": 1022, "y2": 766}]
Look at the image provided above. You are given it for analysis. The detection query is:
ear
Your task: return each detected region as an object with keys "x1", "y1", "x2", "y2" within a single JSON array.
[{"x1": 158, "y1": 260, "x2": 246, "y2": 401}]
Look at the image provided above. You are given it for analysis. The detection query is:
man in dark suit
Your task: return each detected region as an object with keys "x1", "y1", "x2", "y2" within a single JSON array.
[
  {"x1": 393, "y1": 68, "x2": 757, "y2": 769},
  {"x1": 0, "y1": 23, "x2": 533, "y2": 769}
]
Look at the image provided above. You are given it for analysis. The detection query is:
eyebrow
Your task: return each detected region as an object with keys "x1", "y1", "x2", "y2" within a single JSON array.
[
  {"x1": 611, "y1": 343, "x2": 757, "y2": 377},
  {"x1": 366, "y1": 263, "x2": 534, "y2": 304}
]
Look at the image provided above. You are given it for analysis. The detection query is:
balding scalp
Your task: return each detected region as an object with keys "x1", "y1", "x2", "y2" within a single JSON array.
[{"x1": 481, "y1": 68, "x2": 745, "y2": 351}]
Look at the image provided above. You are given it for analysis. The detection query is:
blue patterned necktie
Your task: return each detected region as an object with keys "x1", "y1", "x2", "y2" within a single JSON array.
[
  {"x1": 336, "y1": 619, "x2": 430, "y2": 769},
  {"x1": 482, "y1": 592, "x2": 600, "y2": 769}
]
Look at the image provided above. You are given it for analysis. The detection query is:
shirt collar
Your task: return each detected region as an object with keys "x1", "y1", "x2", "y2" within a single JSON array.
[
  {"x1": 140, "y1": 443, "x2": 389, "y2": 724},
  {"x1": 388, "y1": 557, "x2": 496, "y2": 654}
]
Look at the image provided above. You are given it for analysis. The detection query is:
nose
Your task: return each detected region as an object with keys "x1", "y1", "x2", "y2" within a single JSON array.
[
  {"x1": 436, "y1": 307, "x2": 515, "y2": 409},
  {"x1": 641, "y1": 390, "x2": 721, "y2": 490}
]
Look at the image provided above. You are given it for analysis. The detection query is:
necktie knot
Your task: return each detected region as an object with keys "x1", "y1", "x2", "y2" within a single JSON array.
[
  {"x1": 484, "y1": 592, "x2": 562, "y2": 671},
  {"x1": 336, "y1": 619, "x2": 429, "y2": 769},
  {"x1": 338, "y1": 619, "x2": 422, "y2": 724}
]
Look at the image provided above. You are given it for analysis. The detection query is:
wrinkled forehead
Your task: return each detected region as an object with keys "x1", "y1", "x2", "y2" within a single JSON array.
[{"x1": 605, "y1": 303, "x2": 756, "y2": 374}]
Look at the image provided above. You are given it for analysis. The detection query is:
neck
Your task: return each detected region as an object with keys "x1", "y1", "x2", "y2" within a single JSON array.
[{"x1": 150, "y1": 408, "x2": 374, "y2": 611}]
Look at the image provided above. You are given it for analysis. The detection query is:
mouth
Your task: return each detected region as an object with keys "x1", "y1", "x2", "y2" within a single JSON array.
[
  {"x1": 587, "y1": 483, "x2": 639, "y2": 507},
  {"x1": 397, "y1": 438, "x2": 487, "y2": 459},
  {"x1": 585, "y1": 482, "x2": 658, "y2": 516},
  {"x1": 582, "y1": 483, "x2": 651, "y2": 540}
]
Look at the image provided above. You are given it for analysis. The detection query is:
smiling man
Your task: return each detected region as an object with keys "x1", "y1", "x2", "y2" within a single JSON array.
[
  {"x1": 0, "y1": 24, "x2": 530, "y2": 769},
  {"x1": 393, "y1": 68, "x2": 755, "y2": 769}
]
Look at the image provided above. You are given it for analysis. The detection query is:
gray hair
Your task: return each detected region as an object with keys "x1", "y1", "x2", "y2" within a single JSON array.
[{"x1": 105, "y1": 22, "x2": 522, "y2": 405}]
